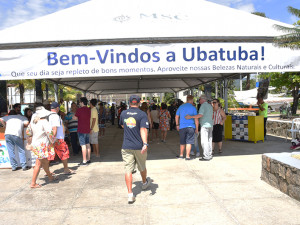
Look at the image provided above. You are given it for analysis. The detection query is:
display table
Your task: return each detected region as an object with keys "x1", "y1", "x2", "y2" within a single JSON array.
[
  {"x1": 224, "y1": 115, "x2": 264, "y2": 143},
  {"x1": 0, "y1": 127, "x2": 37, "y2": 169}
]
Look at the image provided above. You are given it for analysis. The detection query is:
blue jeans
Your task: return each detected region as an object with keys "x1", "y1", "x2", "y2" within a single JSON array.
[
  {"x1": 5, "y1": 135, "x2": 27, "y2": 169},
  {"x1": 191, "y1": 133, "x2": 200, "y2": 153},
  {"x1": 70, "y1": 132, "x2": 80, "y2": 154}
]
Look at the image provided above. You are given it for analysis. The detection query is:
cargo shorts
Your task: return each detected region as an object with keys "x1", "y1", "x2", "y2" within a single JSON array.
[{"x1": 121, "y1": 149, "x2": 147, "y2": 173}]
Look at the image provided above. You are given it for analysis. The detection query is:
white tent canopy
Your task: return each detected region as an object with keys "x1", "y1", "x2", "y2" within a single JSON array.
[
  {"x1": 0, "y1": 0, "x2": 289, "y2": 47},
  {"x1": 0, "y1": 0, "x2": 298, "y2": 95}
]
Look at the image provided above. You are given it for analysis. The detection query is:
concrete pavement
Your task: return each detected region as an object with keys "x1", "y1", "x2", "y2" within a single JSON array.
[{"x1": 1, "y1": 125, "x2": 300, "y2": 225}]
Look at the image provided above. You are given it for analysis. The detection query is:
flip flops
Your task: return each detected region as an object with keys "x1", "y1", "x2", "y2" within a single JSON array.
[
  {"x1": 30, "y1": 183, "x2": 42, "y2": 189},
  {"x1": 48, "y1": 176, "x2": 58, "y2": 182},
  {"x1": 63, "y1": 170, "x2": 76, "y2": 175}
]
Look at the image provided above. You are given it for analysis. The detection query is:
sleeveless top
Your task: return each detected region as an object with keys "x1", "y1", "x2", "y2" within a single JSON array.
[{"x1": 213, "y1": 109, "x2": 222, "y2": 125}]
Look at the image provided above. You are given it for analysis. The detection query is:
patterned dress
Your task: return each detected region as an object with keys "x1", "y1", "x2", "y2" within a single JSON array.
[
  {"x1": 159, "y1": 110, "x2": 170, "y2": 131},
  {"x1": 26, "y1": 119, "x2": 55, "y2": 159}
]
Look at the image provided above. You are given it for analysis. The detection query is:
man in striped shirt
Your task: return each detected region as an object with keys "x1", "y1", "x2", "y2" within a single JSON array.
[{"x1": 65, "y1": 102, "x2": 80, "y2": 156}]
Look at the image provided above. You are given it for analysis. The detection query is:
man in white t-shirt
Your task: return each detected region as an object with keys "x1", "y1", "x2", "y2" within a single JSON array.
[
  {"x1": 0, "y1": 110, "x2": 29, "y2": 171},
  {"x1": 48, "y1": 102, "x2": 74, "y2": 174}
]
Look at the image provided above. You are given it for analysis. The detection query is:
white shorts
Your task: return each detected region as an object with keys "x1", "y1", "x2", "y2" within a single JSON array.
[{"x1": 90, "y1": 131, "x2": 99, "y2": 144}]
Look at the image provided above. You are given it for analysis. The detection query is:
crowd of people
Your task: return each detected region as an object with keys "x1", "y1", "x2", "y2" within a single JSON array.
[{"x1": 0, "y1": 94, "x2": 268, "y2": 203}]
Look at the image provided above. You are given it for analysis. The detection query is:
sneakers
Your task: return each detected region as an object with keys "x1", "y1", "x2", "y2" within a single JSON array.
[
  {"x1": 78, "y1": 162, "x2": 88, "y2": 166},
  {"x1": 190, "y1": 151, "x2": 195, "y2": 156},
  {"x1": 86, "y1": 160, "x2": 91, "y2": 164},
  {"x1": 290, "y1": 144, "x2": 300, "y2": 150},
  {"x1": 128, "y1": 195, "x2": 136, "y2": 204},
  {"x1": 196, "y1": 153, "x2": 200, "y2": 157},
  {"x1": 22, "y1": 166, "x2": 29, "y2": 171},
  {"x1": 199, "y1": 157, "x2": 212, "y2": 161},
  {"x1": 142, "y1": 177, "x2": 152, "y2": 190}
]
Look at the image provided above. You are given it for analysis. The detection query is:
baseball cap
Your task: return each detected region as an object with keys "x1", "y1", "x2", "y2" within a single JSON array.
[
  {"x1": 129, "y1": 95, "x2": 141, "y2": 103},
  {"x1": 51, "y1": 102, "x2": 60, "y2": 109}
]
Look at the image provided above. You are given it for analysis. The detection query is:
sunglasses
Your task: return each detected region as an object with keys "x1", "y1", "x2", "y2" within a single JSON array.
[{"x1": 212, "y1": 102, "x2": 217, "y2": 104}]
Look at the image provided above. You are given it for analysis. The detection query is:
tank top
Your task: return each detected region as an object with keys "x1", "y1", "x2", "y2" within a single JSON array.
[{"x1": 213, "y1": 109, "x2": 222, "y2": 125}]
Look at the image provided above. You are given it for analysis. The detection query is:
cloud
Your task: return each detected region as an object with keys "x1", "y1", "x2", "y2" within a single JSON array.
[
  {"x1": 289, "y1": 15, "x2": 298, "y2": 25},
  {"x1": 207, "y1": 0, "x2": 244, "y2": 7},
  {"x1": 236, "y1": 3, "x2": 255, "y2": 13},
  {"x1": 0, "y1": 0, "x2": 89, "y2": 30},
  {"x1": 207, "y1": 0, "x2": 256, "y2": 13}
]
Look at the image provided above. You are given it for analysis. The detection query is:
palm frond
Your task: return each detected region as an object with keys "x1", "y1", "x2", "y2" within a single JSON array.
[
  {"x1": 273, "y1": 24, "x2": 298, "y2": 33},
  {"x1": 273, "y1": 7, "x2": 300, "y2": 50},
  {"x1": 288, "y1": 6, "x2": 300, "y2": 18}
]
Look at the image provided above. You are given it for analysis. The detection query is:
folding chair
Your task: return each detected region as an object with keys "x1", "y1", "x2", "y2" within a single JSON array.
[{"x1": 286, "y1": 118, "x2": 300, "y2": 142}]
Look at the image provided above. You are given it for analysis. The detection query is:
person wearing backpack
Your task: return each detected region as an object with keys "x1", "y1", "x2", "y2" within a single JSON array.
[
  {"x1": 48, "y1": 102, "x2": 74, "y2": 174},
  {"x1": 26, "y1": 104, "x2": 56, "y2": 188}
]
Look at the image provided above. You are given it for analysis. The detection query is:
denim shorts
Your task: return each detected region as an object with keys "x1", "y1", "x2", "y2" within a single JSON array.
[
  {"x1": 179, "y1": 127, "x2": 195, "y2": 145},
  {"x1": 77, "y1": 132, "x2": 90, "y2": 146}
]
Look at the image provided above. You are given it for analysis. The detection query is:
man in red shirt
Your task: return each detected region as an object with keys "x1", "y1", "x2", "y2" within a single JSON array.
[{"x1": 74, "y1": 97, "x2": 91, "y2": 166}]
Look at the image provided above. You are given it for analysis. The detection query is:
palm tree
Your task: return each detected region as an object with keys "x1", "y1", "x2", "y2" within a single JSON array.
[
  {"x1": 273, "y1": 6, "x2": 300, "y2": 49},
  {"x1": 8, "y1": 80, "x2": 35, "y2": 104},
  {"x1": 252, "y1": 12, "x2": 267, "y2": 18}
]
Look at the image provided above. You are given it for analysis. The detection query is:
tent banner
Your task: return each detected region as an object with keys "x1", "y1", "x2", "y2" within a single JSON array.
[{"x1": 0, "y1": 43, "x2": 299, "y2": 80}]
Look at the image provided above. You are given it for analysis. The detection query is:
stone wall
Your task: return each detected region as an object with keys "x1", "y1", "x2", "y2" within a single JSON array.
[
  {"x1": 261, "y1": 154, "x2": 300, "y2": 201},
  {"x1": 267, "y1": 120, "x2": 299, "y2": 139}
]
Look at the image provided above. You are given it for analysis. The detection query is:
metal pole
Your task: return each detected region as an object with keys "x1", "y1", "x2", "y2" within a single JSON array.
[
  {"x1": 215, "y1": 81, "x2": 218, "y2": 99},
  {"x1": 59, "y1": 88, "x2": 63, "y2": 101},
  {"x1": 35, "y1": 80, "x2": 43, "y2": 103},
  {"x1": 0, "y1": 81, "x2": 8, "y2": 115},
  {"x1": 224, "y1": 79, "x2": 228, "y2": 114},
  {"x1": 54, "y1": 83, "x2": 59, "y2": 102},
  {"x1": 240, "y1": 74, "x2": 242, "y2": 91}
]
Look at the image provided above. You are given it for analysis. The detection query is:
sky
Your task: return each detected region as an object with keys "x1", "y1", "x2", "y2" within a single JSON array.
[{"x1": 0, "y1": 0, "x2": 299, "y2": 31}]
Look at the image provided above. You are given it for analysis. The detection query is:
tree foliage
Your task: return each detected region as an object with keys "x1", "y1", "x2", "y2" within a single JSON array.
[
  {"x1": 259, "y1": 72, "x2": 300, "y2": 114},
  {"x1": 163, "y1": 92, "x2": 176, "y2": 104},
  {"x1": 252, "y1": 12, "x2": 267, "y2": 18},
  {"x1": 7, "y1": 80, "x2": 81, "y2": 104},
  {"x1": 8, "y1": 79, "x2": 35, "y2": 103},
  {"x1": 273, "y1": 6, "x2": 300, "y2": 50}
]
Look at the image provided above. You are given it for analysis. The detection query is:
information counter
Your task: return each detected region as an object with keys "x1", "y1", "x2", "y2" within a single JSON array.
[
  {"x1": 224, "y1": 115, "x2": 264, "y2": 143},
  {"x1": 0, "y1": 127, "x2": 36, "y2": 169}
]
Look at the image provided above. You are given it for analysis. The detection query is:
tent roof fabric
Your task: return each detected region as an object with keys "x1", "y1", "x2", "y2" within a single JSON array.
[
  {"x1": 49, "y1": 73, "x2": 238, "y2": 95},
  {"x1": 0, "y1": 0, "x2": 289, "y2": 48}
]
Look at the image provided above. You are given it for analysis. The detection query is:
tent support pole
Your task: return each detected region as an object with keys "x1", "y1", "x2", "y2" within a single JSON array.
[
  {"x1": 54, "y1": 83, "x2": 59, "y2": 102},
  {"x1": 35, "y1": 80, "x2": 43, "y2": 103},
  {"x1": 0, "y1": 81, "x2": 8, "y2": 114},
  {"x1": 45, "y1": 83, "x2": 49, "y2": 100},
  {"x1": 240, "y1": 74, "x2": 242, "y2": 91},
  {"x1": 59, "y1": 88, "x2": 63, "y2": 101},
  {"x1": 224, "y1": 79, "x2": 228, "y2": 114}
]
